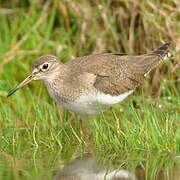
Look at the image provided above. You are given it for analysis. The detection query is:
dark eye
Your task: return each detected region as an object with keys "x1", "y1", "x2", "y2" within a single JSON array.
[{"x1": 43, "y1": 63, "x2": 49, "y2": 69}]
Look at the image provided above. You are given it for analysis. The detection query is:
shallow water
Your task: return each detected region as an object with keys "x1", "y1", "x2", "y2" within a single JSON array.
[
  {"x1": 52, "y1": 152, "x2": 180, "y2": 180},
  {"x1": 0, "y1": 148, "x2": 180, "y2": 179}
]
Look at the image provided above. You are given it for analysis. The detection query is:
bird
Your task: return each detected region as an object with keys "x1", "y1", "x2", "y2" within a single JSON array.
[{"x1": 7, "y1": 43, "x2": 171, "y2": 116}]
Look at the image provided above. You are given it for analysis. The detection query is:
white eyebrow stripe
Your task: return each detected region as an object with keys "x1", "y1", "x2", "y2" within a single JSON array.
[{"x1": 32, "y1": 68, "x2": 39, "y2": 73}]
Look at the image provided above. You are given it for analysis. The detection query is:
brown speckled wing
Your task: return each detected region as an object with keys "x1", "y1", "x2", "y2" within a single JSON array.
[
  {"x1": 66, "y1": 43, "x2": 170, "y2": 96},
  {"x1": 93, "y1": 55, "x2": 160, "y2": 96},
  {"x1": 94, "y1": 43, "x2": 170, "y2": 96}
]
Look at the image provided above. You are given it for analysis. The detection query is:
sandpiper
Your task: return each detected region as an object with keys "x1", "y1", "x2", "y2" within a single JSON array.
[{"x1": 7, "y1": 43, "x2": 171, "y2": 115}]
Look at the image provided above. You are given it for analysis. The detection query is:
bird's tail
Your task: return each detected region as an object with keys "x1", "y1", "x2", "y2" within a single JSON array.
[
  {"x1": 149, "y1": 42, "x2": 171, "y2": 60},
  {"x1": 137, "y1": 42, "x2": 171, "y2": 77}
]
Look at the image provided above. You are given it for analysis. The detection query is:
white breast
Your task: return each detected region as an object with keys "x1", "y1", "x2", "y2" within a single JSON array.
[
  {"x1": 61, "y1": 90, "x2": 134, "y2": 115},
  {"x1": 44, "y1": 79, "x2": 134, "y2": 115}
]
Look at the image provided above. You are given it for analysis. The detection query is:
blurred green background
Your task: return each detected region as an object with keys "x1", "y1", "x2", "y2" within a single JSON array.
[{"x1": 0, "y1": 0, "x2": 180, "y2": 179}]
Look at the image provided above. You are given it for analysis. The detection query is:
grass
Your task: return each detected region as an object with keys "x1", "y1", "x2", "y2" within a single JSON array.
[{"x1": 0, "y1": 0, "x2": 180, "y2": 179}]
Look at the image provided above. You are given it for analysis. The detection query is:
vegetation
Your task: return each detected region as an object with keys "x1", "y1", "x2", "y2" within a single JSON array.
[{"x1": 0, "y1": 0, "x2": 179, "y2": 179}]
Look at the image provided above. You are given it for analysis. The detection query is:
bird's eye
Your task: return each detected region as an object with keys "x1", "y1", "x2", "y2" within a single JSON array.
[{"x1": 42, "y1": 63, "x2": 49, "y2": 70}]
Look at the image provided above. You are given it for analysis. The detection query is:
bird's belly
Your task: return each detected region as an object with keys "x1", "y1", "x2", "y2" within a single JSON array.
[{"x1": 60, "y1": 90, "x2": 134, "y2": 115}]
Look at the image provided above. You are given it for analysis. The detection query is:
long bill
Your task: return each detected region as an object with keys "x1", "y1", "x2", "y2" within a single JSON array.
[{"x1": 7, "y1": 74, "x2": 34, "y2": 97}]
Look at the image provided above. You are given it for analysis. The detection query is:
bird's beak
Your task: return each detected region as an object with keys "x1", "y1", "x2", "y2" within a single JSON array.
[{"x1": 7, "y1": 74, "x2": 35, "y2": 97}]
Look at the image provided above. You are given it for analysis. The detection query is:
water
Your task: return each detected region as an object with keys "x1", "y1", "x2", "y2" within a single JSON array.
[
  {"x1": 52, "y1": 152, "x2": 180, "y2": 180},
  {"x1": 1, "y1": 148, "x2": 179, "y2": 179}
]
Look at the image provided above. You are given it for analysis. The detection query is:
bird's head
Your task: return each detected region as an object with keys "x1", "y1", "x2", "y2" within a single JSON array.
[{"x1": 7, "y1": 55, "x2": 62, "y2": 97}]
